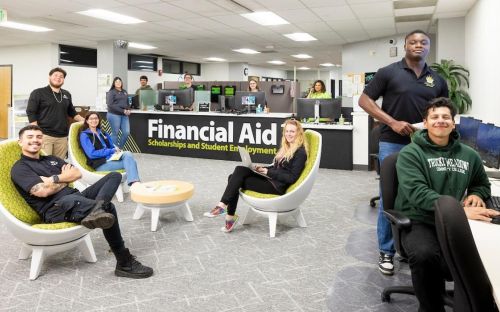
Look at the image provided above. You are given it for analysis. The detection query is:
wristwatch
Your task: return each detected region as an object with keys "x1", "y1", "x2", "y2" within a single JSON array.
[{"x1": 52, "y1": 175, "x2": 60, "y2": 183}]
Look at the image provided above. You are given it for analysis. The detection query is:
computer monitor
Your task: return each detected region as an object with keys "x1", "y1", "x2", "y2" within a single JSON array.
[
  {"x1": 296, "y1": 98, "x2": 341, "y2": 122},
  {"x1": 211, "y1": 85, "x2": 222, "y2": 103},
  {"x1": 157, "y1": 88, "x2": 193, "y2": 108},
  {"x1": 476, "y1": 123, "x2": 500, "y2": 169},
  {"x1": 193, "y1": 84, "x2": 205, "y2": 91},
  {"x1": 128, "y1": 95, "x2": 139, "y2": 109},
  {"x1": 233, "y1": 91, "x2": 266, "y2": 111},
  {"x1": 458, "y1": 116, "x2": 482, "y2": 148},
  {"x1": 224, "y1": 86, "x2": 236, "y2": 96}
]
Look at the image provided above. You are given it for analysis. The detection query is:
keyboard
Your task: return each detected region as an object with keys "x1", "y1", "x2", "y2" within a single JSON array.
[{"x1": 486, "y1": 196, "x2": 500, "y2": 211}]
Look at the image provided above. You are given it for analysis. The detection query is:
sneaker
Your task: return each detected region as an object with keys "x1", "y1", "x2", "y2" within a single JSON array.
[
  {"x1": 113, "y1": 248, "x2": 154, "y2": 279},
  {"x1": 81, "y1": 200, "x2": 115, "y2": 229},
  {"x1": 221, "y1": 215, "x2": 239, "y2": 233},
  {"x1": 203, "y1": 205, "x2": 226, "y2": 218},
  {"x1": 379, "y1": 252, "x2": 394, "y2": 275}
]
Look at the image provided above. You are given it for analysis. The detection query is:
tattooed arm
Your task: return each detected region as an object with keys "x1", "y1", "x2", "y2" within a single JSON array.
[{"x1": 29, "y1": 176, "x2": 68, "y2": 197}]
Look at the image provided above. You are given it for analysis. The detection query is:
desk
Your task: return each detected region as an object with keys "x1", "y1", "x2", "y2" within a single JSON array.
[{"x1": 469, "y1": 220, "x2": 500, "y2": 307}]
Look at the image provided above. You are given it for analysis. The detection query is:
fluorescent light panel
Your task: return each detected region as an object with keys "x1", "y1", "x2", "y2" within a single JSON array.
[
  {"x1": 128, "y1": 42, "x2": 156, "y2": 49},
  {"x1": 320, "y1": 63, "x2": 334, "y2": 67},
  {"x1": 284, "y1": 32, "x2": 317, "y2": 42},
  {"x1": 232, "y1": 48, "x2": 260, "y2": 54},
  {"x1": 205, "y1": 57, "x2": 226, "y2": 62},
  {"x1": 298, "y1": 67, "x2": 310, "y2": 70},
  {"x1": 267, "y1": 60, "x2": 286, "y2": 65},
  {"x1": 241, "y1": 11, "x2": 289, "y2": 26},
  {"x1": 0, "y1": 21, "x2": 52, "y2": 32},
  {"x1": 77, "y1": 9, "x2": 145, "y2": 24},
  {"x1": 292, "y1": 54, "x2": 312, "y2": 59}
]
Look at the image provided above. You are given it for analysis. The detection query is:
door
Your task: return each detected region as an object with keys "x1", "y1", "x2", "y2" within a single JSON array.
[{"x1": 0, "y1": 65, "x2": 12, "y2": 139}]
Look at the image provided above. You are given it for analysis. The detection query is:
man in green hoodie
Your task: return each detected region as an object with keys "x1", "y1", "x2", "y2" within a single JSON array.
[{"x1": 395, "y1": 97, "x2": 499, "y2": 312}]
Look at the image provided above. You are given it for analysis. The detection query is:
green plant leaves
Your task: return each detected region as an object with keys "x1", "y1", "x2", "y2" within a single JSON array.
[{"x1": 431, "y1": 59, "x2": 471, "y2": 114}]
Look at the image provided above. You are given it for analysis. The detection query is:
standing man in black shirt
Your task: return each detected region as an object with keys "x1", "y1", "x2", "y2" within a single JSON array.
[
  {"x1": 11, "y1": 125, "x2": 153, "y2": 279},
  {"x1": 358, "y1": 30, "x2": 449, "y2": 276},
  {"x1": 26, "y1": 67, "x2": 84, "y2": 159}
]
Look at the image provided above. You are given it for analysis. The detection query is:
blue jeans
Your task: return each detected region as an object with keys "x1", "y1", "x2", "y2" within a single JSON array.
[
  {"x1": 106, "y1": 112, "x2": 130, "y2": 149},
  {"x1": 96, "y1": 151, "x2": 140, "y2": 185},
  {"x1": 378, "y1": 141, "x2": 406, "y2": 256}
]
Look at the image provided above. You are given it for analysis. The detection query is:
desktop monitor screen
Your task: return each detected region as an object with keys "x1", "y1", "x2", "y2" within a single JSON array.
[
  {"x1": 157, "y1": 88, "x2": 193, "y2": 107},
  {"x1": 224, "y1": 86, "x2": 236, "y2": 96},
  {"x1": 233, "y1": 91, "x2": 265, "y2": 110},
  {"x1": 296, "y1": 98, "x2": 341, "y2": 121},
  {"x1": 477, "y1": 123, "x2": 500, "y2": 169},
  {"x1": 459, "y1": 116, "x2": 482, "y2": 148},
  {"x1": 211, "y1": 85, "x2": 222, "y2": 103}
]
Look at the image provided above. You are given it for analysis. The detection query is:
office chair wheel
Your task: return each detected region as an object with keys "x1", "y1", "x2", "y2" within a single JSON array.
[{"x1": 381, "y1": 291, "x2": 391, "y2": 302}]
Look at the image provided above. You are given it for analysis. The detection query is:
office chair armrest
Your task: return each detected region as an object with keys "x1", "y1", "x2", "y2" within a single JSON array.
[{"x1": 383, "y1": 209, "x2": 411, "y2": 229}]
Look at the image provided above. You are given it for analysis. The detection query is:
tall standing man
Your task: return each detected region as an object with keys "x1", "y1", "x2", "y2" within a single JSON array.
[
  {"x1": 358, "y1": 30, "x2": 449, "y2": 275},
  {"x1": 27, "y1": 67, "x2": 84, "y2": 159},
  {"x1": 135, "y1": 75, "x2": 153, "y2": 95}
]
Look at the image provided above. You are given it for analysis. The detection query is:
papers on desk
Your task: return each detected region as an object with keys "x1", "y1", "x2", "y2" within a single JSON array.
[{"x1": 108, "y1": 151, "x2": 123, "y2": 161}]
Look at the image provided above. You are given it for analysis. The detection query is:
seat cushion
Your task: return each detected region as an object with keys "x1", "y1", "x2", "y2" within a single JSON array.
[
  {"x1": 32, "y1": 222, "x2": 79, "y2": 230},
  {"x1": 0, "y1": 140, "x2": 78, "y2": 230},
  {"x1": 242, "y1": 130, "x2": 319, "y2": 197}
]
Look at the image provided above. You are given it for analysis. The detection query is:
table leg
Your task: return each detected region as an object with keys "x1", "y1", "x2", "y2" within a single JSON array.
[
  {"x1": 182, "y1": 202, "x2": 194, "y2": 222},
  {"x1": 133, "y1": 204, "x2": 145, "y2": 220},
  {"x1": 151, "y1": 208, "x2": 160, "y2": 231}
]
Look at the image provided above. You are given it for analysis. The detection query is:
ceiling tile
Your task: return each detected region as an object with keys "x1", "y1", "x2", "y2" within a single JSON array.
[
  {"x1": 310, "y1": 6, "x2": 357, "y2": 21},
  {"x1": 350, "y1": 2, "x2": 393, "y2": 18}
]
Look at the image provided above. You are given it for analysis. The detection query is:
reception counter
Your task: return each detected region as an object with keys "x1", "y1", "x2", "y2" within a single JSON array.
[{"x1": 98, "y1": 110, "x2": 353, "y2": 170}]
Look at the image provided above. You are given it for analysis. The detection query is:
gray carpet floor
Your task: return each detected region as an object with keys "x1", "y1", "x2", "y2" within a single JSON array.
[{"x1": 0, "y1": 153, "x2": 426, "y2": 311}]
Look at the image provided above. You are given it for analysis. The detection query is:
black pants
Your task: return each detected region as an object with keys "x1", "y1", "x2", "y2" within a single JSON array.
[
  {"x1": 401, "y1": 221, "x2": 449, "y2": 312},
  {"x1": 44, "y1": 172, "x2": 125, "y2": 251},
  {"x1": 221, "y1": 166, "x2": 281, "y2": 216}
]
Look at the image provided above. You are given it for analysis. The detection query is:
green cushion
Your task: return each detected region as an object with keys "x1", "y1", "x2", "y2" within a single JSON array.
[
  {"x1": 69, "y1": 123, "x2": 125, "y2": 175},
  {"x1": 32, "y1": 222, "x2": 78, "y2": 230},
  {"x1": 0, "y1": 140, "x2": 78, "y2": 229},
  {"x1": 242, "y1": 130, "x2": 320, "y2": 197}
]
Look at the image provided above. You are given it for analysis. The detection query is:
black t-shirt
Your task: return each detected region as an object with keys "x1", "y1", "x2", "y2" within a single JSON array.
[
  {"x1": 363, "y1": 58, "x2": 449, "y2": 144},
  {"x1": 26, "y1": 86, "x2": 77, "y2": 137},
  {"x1": 11, "y1": 154, "x2": 78, "y2": 215}
]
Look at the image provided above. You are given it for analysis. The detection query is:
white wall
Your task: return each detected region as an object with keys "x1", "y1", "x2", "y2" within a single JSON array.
[
  {"x1": 465, "y1": 0, "x2": 500, "y2": 125},
  {"x1": 437, "y1": 17, "x2": 465, "y2": 65},
  {"x1": 248, "y1": 65, "x2": 286, "y2": 80},
  {"x1": 200, "y1": 62, "x2": 229, "y2": 81}
]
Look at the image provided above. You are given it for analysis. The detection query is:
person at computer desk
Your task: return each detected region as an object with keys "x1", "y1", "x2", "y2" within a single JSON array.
[
  {"x1": 394, "y1": 97, "x2": 499, "y2": 312},
  {"x1": 180, "y1": 73, "x2": 196, "y2": 111},
  {"x1": 306, "y1": 80, "x2": 332, "y2": 99},
  {"x1": 248, "y1": 78, "x2": 260, "y2": 92},
  {"x1": 135, "y1": 75, "x2": 153, "y2": 96},
  {"x1": 79, "y1": 112, "x2": 140, "y2": 186},
  {"x1": 106, "y1": 77, "x2": 131, "y2": 149},
  {"x1": 204, "y1": 119, "x2": 307, "y2": 232}
]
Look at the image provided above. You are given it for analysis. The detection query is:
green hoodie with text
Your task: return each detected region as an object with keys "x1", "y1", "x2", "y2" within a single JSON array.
[{"x1": 395, "y1": 129, "x2": 490, "y2": 225}]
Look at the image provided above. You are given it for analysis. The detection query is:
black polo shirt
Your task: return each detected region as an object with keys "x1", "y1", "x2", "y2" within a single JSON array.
[
  {"x1": 11, "y1": 154, "x2": 78, "y2": 216},
  {"x1": 363, "y1": 58, "x2": 449, "y2": 144},
  {"x1": 26, "y1": 85, "x2": 78, "y2": 137}
]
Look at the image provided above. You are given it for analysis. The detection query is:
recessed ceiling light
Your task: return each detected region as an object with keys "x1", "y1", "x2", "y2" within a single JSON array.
[
  {"x1": 135, "y1": 60, "x2": 154, "y2": 64},
  {"x1": 320, "y1": 63, "x2": 334, "y2": 67},
  {"x1": 232, "y1": 48, "x2": 260, "y2": 55},
  {"x1": 0, "y1": 21, "x2": 52, "y2": 32},
  {"x1": 77, "y1": 9, "x2": 145, "y2": 24},
  {"x1": 284, "y1": 32, "x2": 317, "y2": 42},
  {"x1": 204, "y1": 57, "x2": 227, "y2": 62},
  {"x1": 128, "y1": 42, "x2": 156, "y2": 49},
  {"x1": 267, "y1": 60, "x2": 286, "y2": 65},
  {"x1": 292, "y1": 54, "x2": 312, "y2": 59},
  {"x1": 59, "y1": 59, "x2": 74, "y2": 63},
  {"x1": 298, "y1": 67, "x2": 310, "y2": 70},
  {"x1": 240, "y1": 11, "x2": 289, "y2": 26}
]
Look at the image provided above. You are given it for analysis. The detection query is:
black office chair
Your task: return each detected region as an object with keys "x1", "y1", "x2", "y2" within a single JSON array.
[
  {"x1": 369, "y1": 125, "x2": 381, "y2": 207},
  {"x1": 434, "y1": 196, "x2": 499, "y2": 312},
  {"x1": 379, "y1": 153, "x2": 453, "y2": 307}
]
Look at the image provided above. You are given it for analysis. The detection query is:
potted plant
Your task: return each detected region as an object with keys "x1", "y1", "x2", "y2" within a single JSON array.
[{"x1": 430, "y1": 59, "x2": 472, "y2": 114}]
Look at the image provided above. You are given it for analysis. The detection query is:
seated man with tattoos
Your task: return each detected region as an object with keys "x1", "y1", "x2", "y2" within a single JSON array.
[{"x1": 10, "y1": 125, "x2": 153, "y2": 279}]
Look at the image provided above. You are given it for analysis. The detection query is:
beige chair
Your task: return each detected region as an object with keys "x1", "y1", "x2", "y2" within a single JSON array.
[
  {"x1": 67, "y1": 122, "x2": 128, "y2": 202},
  {"x1": 0, "y1": 139, "x2": 96, "y2": 280},
  {"x1": 239, "y1": 130, "x2": 322, "y2": 237}
]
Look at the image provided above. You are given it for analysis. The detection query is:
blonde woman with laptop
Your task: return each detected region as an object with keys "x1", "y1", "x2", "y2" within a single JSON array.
[{"x1": 204, "y1": 119, "x2": 308, "y2": 232}]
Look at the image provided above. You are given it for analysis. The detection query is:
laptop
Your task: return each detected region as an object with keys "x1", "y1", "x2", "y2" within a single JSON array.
[{"x1": 238, "y1": 146, "x2": 270, "y2": 179}]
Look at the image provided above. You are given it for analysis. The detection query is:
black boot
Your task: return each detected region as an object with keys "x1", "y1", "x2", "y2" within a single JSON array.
[
  {"x1": 81, "y1": 200, "x2": 115, "y2": 230},
  {"x1": 113, "y1": 248, "x2": 154, "y2": 279}
]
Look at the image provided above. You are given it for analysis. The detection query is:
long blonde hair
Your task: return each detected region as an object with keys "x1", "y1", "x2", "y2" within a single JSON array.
[{"x1": 274, "y1": 119, "x2": 307, "y2": 163}]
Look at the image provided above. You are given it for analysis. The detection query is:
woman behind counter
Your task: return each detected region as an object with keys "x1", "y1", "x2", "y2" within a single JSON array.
[
  {"x1": 106, "y1": 77, "x2": 131, "y2": 149},
  {"x1": 306, "y1": 80, "x2": 332, "y2": 99},
  {"x1": 248, "y1": 79, "x2": 260, "y2": 92},
  {"x1": 79, "y1": 112, "x2": 140, "y2": 186},
  {"x1": 204, "y1": 119, "x2": 308, "y2": 233}
]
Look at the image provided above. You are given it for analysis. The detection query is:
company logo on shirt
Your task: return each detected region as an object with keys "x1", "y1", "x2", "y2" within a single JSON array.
[
  {"x1": 424, "y1": 75, "x2": 435, "y2": 87},
  {"x1": 427, "y1": 157, "x2": 469, "y2": 174},
  {"x1": 50, "y1": 160, "x2": 58, "y2": 166},
  {"x1": 63, "y1": 94, "x2": 69, "y2": 99}
]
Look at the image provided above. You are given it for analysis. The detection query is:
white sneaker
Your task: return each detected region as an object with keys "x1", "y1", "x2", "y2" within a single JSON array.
[{"x1": 378, "y1": 252, "x2": 394, "y2": 275}]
